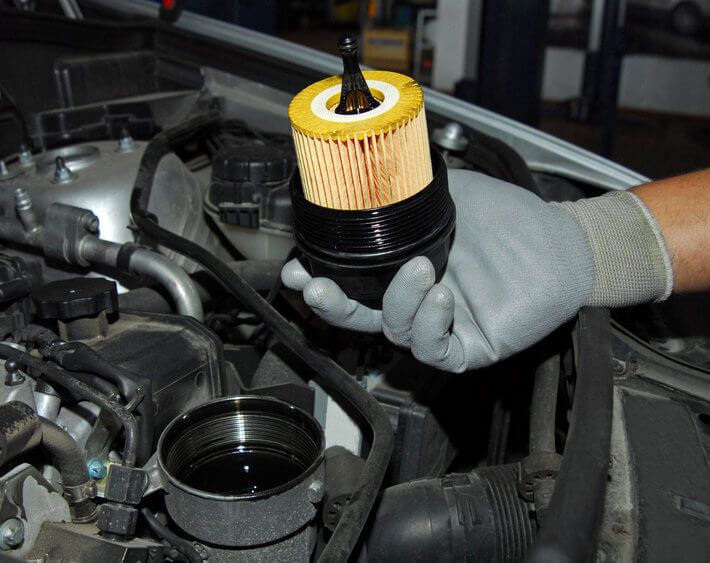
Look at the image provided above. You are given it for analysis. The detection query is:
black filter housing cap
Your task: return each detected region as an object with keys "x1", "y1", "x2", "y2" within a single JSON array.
[
  {"x1": 32, "y1": 278, "x2": 118, "y2": 320},
  {"x1": 290, "y1": 149, "x2": 455, "y2": 307}
]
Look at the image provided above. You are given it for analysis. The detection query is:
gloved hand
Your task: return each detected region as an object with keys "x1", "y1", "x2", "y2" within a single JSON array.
[{"x1": 282, "y1": 169, "x2": 673, "y2": 373}]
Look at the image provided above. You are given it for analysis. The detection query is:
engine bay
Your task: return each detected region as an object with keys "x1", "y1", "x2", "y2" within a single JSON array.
[{"x1": 0, "y1": 6, "x2": 708, "y2": 562}]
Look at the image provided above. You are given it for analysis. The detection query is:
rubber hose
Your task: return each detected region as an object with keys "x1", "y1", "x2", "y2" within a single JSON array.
[
  {"x1": 65, "y1": 370, "x2": 120, "y2": 400},
  {"x1": 51, "y1": 341, "x2": 154, "y2": 464},
  {"x1": 18, "y1": 326, "x2": 154, "y2": 465},
  {"x1": 129, "y1": 113, "x2": 394, "y2": 563},
  {"x1": 39, "y1": 417, "x2": 90, "y2": 486},
  {"x1": 227, "y1": 260, "x2": 284, "y2": 292},
  {"x1": 529, "y1": 354, "x2": 560, "y2": 455},
  {"x1": 141, "y1": 508, "x2": 203, "y2": 563},
  {"x1": 0, "y1": 276, "x2": 33, "y2": 302},
  {"x1": 18, "y1": 326, "x2": 122, "y2": 399},
  {"x1": 527, "y1": 308, "x2": 613, "y2": 563},
  {"x1": 0, "y1": 402, "x2": 95, "y2": 522},
  {"x1": 0, "y1": 343, "x2": 138, "y2": 467},
  {"x1": 17, "y1": 324, "x2": 59, "y2": 349}
]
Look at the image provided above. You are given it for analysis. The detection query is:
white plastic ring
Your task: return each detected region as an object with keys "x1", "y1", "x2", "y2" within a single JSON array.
[{"x1": 309, "y1": 80, "x2": 401, "y2": 123}]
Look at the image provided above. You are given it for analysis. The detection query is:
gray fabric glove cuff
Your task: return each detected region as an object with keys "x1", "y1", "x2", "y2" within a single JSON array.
[{"x1": 555, "y1": 191, "x2": 674, "y2": 307}]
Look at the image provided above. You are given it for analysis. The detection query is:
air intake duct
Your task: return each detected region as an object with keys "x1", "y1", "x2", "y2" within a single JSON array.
[{"x1": 363, "y1": 464, "x2": 536, "y2": 562}]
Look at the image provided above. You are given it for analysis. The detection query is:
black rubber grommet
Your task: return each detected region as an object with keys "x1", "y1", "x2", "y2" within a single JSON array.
[{"x1": 116, "y1": 243, "x2": 140, "y2": 273}]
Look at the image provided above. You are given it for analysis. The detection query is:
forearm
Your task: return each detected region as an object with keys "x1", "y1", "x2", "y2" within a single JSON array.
[{"x1": 632, "y1": 169, "x2": 710, "y2": 293}]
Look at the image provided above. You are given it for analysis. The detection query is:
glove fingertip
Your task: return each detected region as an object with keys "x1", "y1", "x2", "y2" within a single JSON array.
[
  {"x1": 429, "y1": 284, "x2": 455, "y2": 312},
  {"x1": 303, "y1": 278, "x2": 342, "y2": 311},
  {"x1": 401, "y1": 256, "x2": 436, "y2": 289},
  {"x1": 281, "y1": 258, "x2": 312, "y2": 290}
]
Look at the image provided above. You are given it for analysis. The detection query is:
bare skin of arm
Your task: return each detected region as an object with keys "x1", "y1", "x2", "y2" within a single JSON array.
[{"x1": 632, "y1": 168, "x2": 710, "y2": 293}]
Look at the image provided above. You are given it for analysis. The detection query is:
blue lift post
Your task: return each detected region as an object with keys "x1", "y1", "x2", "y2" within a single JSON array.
[
  {"x1": 462, "y1": 0, "x2": 625, "y2": 157},
  {"x1": 475, "y1": 0, "x2": 551, "y2": 127},
  {"x1": 579, "y1": 0, "x2": 627, "y2": 157}
]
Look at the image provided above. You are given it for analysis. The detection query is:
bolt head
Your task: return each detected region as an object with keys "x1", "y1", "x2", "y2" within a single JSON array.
[
  {"x1": 192, "y1": 543, "x2": 208, "y2": 559},
  {"x1": 4, "y1": 360, "x2": 24, "y2": 387},
  {"x1": 307, "y1": 479, "x2": 324, "y2": 503},
  {"x1": 442, "y1": 122, "x2": 463, "y2": 138},
  {"x1": 1, "y1": 519, "x2": 24, "y2": 549},
  {"x1": 18, "y1": 149, "x2": 33, "y2": 166},
  {"x1": 52, "y1": 157, "x2": 75, "y2": 184},
  {"x1": 82, "y1": 214, "x2": 100, "y2": 233},
  {"x1": 117, "y1": 135, "x2": 136, "y2": 152},
  {"x1": 432, "y1": 122, "x2": 469, "y2": 153},
  {"x1": 87, "y1": 459, "x2": 108, "y2": 480},
  {"x1": 14, "y1": 187, "x2": 32, "y2": 211},
  {"x1": 612, "y1": 358, "x2": 627, "y2": 375}
]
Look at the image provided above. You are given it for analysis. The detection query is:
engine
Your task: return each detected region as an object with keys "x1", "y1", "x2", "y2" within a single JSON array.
[
  {"x1": 0, "y1": 36, "x2": 707, "y2": 563},
  {"x1": 0, "y1": 100, "x2": 554, "y2": 561}
]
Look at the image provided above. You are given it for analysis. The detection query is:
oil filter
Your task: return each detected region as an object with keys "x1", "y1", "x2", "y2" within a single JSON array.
[
  {"x1": 288, "y1": 36, "x2": 455, "y2": 305},
  {"x1": 289, "y1": 68, "x2": 432, "y2": 210}
]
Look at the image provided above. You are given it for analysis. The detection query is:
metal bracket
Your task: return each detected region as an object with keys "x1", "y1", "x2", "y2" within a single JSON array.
[{"x1": 62, "y1": 480, "x2": 97, "y2": 504}]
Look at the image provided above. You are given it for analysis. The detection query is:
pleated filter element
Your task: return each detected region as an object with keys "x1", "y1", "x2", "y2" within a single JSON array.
[{"x1": 289, "y1": 70, "x2": 433, "y2": 210}]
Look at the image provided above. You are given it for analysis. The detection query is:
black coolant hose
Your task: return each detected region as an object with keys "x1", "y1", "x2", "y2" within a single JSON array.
[
  {"x1": 129, "y1": 113, "x2": 394, "y2": 562},
  {"x1": 18, "y1": 324, "x2": 155, "y2": 465},
  {"x1": 0, "y1": 343, "x2": 138, "y2": 468},
  {"x1": 0, "y1": 401, "x2": 88, "y2": 487},
  {"x1": 0, "y1": 401, "x2": 96, "y2": 522},
  {"x1": 37, "y1": 417, "x2": 87, "y2": 486},
  {"x1": 66, "y1": 370, "x2": 120, "y2": 400},
  {"x1": 0, "y1": 276, "x2": 34, "y2": 302},
  {"x1": 528, "y1": 308, "x2": 613, "y2": 563},
  {"x1": 141, "y1": 508, "x2": 203, "y2": 563},
  {"x1": 39, "y1": 416, "x2": 97, "y2": 522},
  {"x1": 529, "y1": 353, "x2": 560, "y2": 455},
  {"x1": 51, "y1": 342, "x2": 153, "y2": 464}
]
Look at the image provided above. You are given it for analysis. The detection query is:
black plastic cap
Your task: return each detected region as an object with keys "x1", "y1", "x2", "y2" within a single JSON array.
[
  {"x1": 104, "y1": 465, "x2": 149, "y2": 505},
  {"x1": 212, "y1": 145, "x2": 293, "y2": 187},
  {"x1": 97, "y1": 503, "x2": 139, "y2": 536},
  {"x1": 32, "y1": 278, "x2": 118, "y2": 320}
]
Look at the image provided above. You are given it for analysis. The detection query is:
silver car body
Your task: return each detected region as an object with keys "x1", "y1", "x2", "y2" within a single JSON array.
[{"x1": 88, "y1": 0, "x2": 649, "y2": 194}]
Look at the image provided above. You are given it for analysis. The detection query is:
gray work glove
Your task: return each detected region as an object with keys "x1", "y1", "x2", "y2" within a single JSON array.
[{"x1": 282, "y1": 169, "x2": 673, "y2": 373}]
